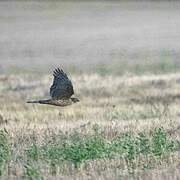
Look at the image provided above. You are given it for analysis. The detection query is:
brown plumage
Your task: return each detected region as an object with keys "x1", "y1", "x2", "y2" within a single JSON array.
[{"x1": 27, "y1": 68, "x2": 79, "y2": 106}]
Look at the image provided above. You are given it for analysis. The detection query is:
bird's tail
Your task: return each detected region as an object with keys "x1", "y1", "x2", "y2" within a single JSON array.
[
  {"x1": 27, "y1": 99, "x2": 51, "y2": 104},
  {"x1": 27, "y1": 100, "x2": 40, "y2": 103}
]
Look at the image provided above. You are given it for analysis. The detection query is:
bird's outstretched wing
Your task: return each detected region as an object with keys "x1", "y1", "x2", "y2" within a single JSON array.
[{"x1": 50, "y1": 68, "x2": 74, "y2": 100}]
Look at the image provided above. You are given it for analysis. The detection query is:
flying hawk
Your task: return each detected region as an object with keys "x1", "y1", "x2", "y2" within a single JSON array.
[{"x1": 27, "y1": 68, "x2": 79, "y2": 106}]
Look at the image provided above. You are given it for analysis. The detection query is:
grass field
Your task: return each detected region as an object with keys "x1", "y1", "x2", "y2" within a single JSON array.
[
  {"x1": 1, "y1": 1, "x2": 180, "y2": 179},
  {"x1": 0, "y1": 70, "x2": 180, "y2": 179}
]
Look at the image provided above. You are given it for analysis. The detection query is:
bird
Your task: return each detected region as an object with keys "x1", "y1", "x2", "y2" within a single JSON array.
[{"x1": 27, "y1": 67, "x2": 79, "y2": 106}]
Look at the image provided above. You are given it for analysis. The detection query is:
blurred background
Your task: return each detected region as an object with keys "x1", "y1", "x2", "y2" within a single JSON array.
[{"x1": 0, "y1": 0, "x2": 180, "y2": 75}]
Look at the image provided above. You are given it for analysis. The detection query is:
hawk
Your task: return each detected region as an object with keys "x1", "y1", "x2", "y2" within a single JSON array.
[{"x1": 27, "y1": 68, "x2": 79, "y2": 106}]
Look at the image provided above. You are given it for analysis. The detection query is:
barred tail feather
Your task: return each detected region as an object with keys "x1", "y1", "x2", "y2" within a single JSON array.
[
  {"x1": 27, "y1": 99, "x2": 51, "y2": 104},
  {"x1": 27, "y1": 100, "x2": 40, "y2": 103}
]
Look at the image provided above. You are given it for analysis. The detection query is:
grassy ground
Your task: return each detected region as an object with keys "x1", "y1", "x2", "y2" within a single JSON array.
[
  {"x1": 1, "y1": 1, "x2": 180, "y2": 179},
  {"x1": 0, "y1": 71, "x2": 180, "y2": 179}
]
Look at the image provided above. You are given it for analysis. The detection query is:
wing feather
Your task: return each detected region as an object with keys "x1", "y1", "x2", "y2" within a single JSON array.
[{"x1": 50, "y1": 68, "x2": 74, "y2": 100}]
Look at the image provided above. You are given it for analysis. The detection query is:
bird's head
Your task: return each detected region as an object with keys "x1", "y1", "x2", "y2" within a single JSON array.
[{"x1": 71, "y1": 97, "x2": 80, "y2": 103}]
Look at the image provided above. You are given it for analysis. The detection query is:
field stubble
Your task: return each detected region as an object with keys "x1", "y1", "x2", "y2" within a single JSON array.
[{"x1": 0, "y1": 72, "x2": 180, "y2": 179}]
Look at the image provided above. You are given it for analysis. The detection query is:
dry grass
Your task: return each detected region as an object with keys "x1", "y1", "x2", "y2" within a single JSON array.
[
  {"x1": 1, "y1": 1, "x2": 180, "y2": 179},
  {"x1": 0, "y1": 72, "x2": 180, "y2": 179}
]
